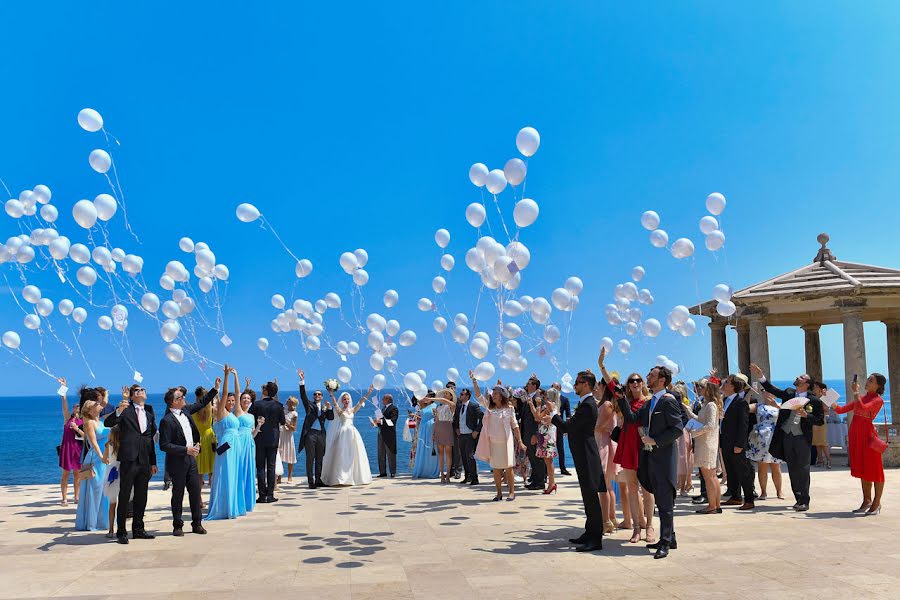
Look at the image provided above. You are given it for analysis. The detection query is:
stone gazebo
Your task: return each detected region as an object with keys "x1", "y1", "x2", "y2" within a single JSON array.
[{"x1": 690, "y1": 234, "x2": 900, "y2": 441}]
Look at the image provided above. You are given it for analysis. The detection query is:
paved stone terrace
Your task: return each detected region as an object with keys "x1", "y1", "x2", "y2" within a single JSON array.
[{"x1": 0, "y1": 467, "x2": 897, "y2": 599}]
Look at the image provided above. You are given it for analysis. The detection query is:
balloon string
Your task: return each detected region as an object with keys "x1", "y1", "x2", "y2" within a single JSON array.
[
  {"x1": 479, "y1": 189, "x2": 495, "y2": 238},
  {"x1": 5, "y1": 348, "x2": 57, "y2": 380},
  {"x1": 259, "y1": 215, "x2": 301, "y2": 264},
  {"x1": 68, "y1": 324, "x2": 96, "y2": 379},
  {"x1": 102, "y1": 170, "x2": 139, "y2": 244},
  {"x1": 491, "y1": 193, "x2": 512, "y2": 243},
  {"x1": 0, "y1": 176, "x2": 12, "y2": 197}
]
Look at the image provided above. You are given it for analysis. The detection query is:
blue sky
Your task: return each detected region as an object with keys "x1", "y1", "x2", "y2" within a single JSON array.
[{"x1": 1, "y1": 3, "x2": 898, "y2": 395}]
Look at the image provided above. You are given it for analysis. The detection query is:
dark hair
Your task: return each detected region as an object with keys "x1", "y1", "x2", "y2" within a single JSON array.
[
  {"x1": 178, "y1": 386, "x2": 187, "y2": 395},
  {"x1": 79, "y1": 386, "x2": 101, "y2": 407},
  {"x1": 459, "y1": 388, "x2": 471, "y2": 399},
  {"x1": 194, "y1": 386, "x2": 207, "y2": 400},
  {"x1": 383, "y1": 393, "x2": 393, "y2": 403},
  {"x1": 871, "y1": 373, "x2": 887, "y2": 395},
  {"x1": 654, "y1": 366, "x2": 673, "y2": 387},
  {"x1": 164, "y1": 388, "x2": 178, "y2": 407},
  {"x1": 446, "y1": 381, "x2": 456, "y2": 389},
  {"x1": 577, "y1": 370, "x2": 597, "y2": 389},
  {"x1": 728, "y1": 375, "x2": 745, "y2": 393},
  {"x1": 242, "y1": 388, "x2": 257, "y2": 403},
  {"x1": 263, "y1": 381, "x2": 278, "y2": 398},
  {"x1": 95, "y1": 386, "x2": 107, "y2": 398},
  {"x1": 528, "y1": 376, "x2": 541, "y2": 389},
  {"x1": 128, "y1": 384, "x2": 143, "y2": 398}
]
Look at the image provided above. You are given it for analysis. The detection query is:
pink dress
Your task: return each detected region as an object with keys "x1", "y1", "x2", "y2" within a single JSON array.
[
  {"x1": 475, "y1": 407, "x2": 517, "y2": 469},
  {"x1": 59, "y1": 417, "x2": 83, "y2": 471},
  {"x1": 594, "y1": 403, "x2": 620, "y2": 480}
]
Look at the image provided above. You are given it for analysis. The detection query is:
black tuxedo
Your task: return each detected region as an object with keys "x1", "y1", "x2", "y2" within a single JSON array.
[
  {"x1": 555, "y1": 395, "x2": 571, "y2": 472},
  {"x1": 376, "y1": 403, "x2": 400, "y2": 476},
  {"x1": 760, "y1": 380, "x2": 825, "y2": 505},
  {"x1": 249, "y1": 397, "x2": 286, "y2": 499},
  {"x1": 298, "y1": 383, "x2": 334, "y2": 486},
  {"x1": 521, "y1": 394, "x2": 546, "y2": 486},
  {"x1": 159, "y1": 388, "x2": 217, "y2": 529},
  {"x1": 453, "y1": 399, "x2": 483, "y2": 483},
  {"x1": 104, "y1": 401, "x2": 157, "y2": 537},
  {"x1": 553, "y1": 396, "x2": 605, "y2": 544},
  {"x1": 720, "y1": 394, "x2": 754, "y2": 502},
  {"x1": 618, "y1": 390, "x2": 683, "y2": 547}
]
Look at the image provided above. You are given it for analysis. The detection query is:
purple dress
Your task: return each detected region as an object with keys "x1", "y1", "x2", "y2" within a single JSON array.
[{"x1": 59, "y1": 417, "x2": 83, "y2": 471}]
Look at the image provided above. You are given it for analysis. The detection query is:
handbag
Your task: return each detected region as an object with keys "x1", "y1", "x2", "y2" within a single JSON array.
[
  {"x1": 868, "y1": 407, "x2": 890, "y2": 455},
  {"x1": 79, "y1": 462, "x2": 96, "y2": 478},
  {"x1": 610, "y1": 426, "x2": 621, "y2": 443}
]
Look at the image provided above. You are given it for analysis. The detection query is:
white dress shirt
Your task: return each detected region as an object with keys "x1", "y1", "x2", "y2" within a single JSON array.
[
  {"x1": 459, "y1": 401, "x2": 472, "y2": 435},
  {"x1": 134, "y1": 403, "x2": 148, "y2": 433},
  {"x1": 170, "y1": 408, "x2": 194, "y2": 447}
]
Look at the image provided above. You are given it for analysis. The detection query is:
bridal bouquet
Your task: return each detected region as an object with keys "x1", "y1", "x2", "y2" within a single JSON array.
[{"x1": 324, "y1": 378, "x2": 340, "y2": 392}]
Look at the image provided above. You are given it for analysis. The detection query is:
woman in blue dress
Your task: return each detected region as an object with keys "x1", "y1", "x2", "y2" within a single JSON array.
[
  {"x1": 412, "y1": 397, "x2": 439, "y2": 479},
  {"x1": 75, "y1": 398, "x2": 110, "y2": 531},
  {"x1": 236, "y1": 373, "x2": 257, "y2": 512},
  {"x1": 207, "y1": 366, "x2": 245, "y2": 520}
]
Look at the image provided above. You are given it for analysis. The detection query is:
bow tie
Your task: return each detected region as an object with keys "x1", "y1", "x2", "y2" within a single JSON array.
[{"x1": 171, "y1": 409, "x2": 182, "y2": 416}]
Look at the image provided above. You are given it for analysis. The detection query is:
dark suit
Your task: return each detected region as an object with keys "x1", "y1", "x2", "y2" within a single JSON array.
[
  {"x1": 720, "y1": 394, "x2": 754, "y2": 503},
  {"x1": 248, "y1": 396, "x2": 286, "y2": 499},
  {"x1": 618, "y1": 390, "x2": 683, "y2": 547},
  {"x1": 521, "y1": 394, "x2": 546, "y2": 486},
  {"x1": 760, "y1": 380, "x2": 824, "y2": 506},
  {"x1": 555, "y1": 395, "x2": 571, "y2": 472},
  {"x1": 158, "y1": 388, "x2": 217, "y2": 529},
  {"x1": 104, "y1": 401, "x2": 157, "y2": 537},
  {"x1": 298, "y1": 383, "x2": 334, "y2": 486},
  {"x1": 453, "y1": 399, "x2": 483, "y2": 483},
  {"x1": 377, "y1": 403, "x2": 400, "y2": 476},
  {"x1": 553, "y1": 396, "x2": 605, "y2": 544}
]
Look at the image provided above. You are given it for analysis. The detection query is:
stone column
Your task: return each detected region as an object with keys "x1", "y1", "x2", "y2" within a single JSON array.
[
  {"x1": 709, "y1": 320, "x2": 729, "y2": 376},
  {"x1": 747, "y1": 314, "x2": 770, "y2": 383},
  {"x1": 801, "y1": 324, "x2": 823, "y2": 383},
  {"x1": 884, "y1": 319, "x2": 900, "y2": 425},
  {"x1": 735, "y1": 321, "x2": 751, "y2": 378},
  {"x1": 841, "y1": 308, "x2": 867, "y2": 408}
]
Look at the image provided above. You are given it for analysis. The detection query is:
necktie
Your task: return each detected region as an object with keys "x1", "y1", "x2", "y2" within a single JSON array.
[{"x1": 135, "y1": 405, "x2": 147, "y2": 433}]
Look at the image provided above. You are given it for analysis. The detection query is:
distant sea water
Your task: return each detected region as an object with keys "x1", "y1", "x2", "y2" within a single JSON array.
[{"x1": 0, "y1": 381, "x2": 891, "y2": 485}]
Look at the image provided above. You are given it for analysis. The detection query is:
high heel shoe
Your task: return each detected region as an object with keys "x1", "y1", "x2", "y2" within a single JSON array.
[
  {"x1": 604, "y1": 520, "x2": 616, "y2": 534},
  {"x1": 543, "y1": 484, "x2": 558, "y2": 495},
  {"x1": 865, "y1": 506, "x2": 881, "y2": 516},
  {"x1": 492, "y1": 494, "x2": 502, "y2": 502},
  {"x1": 645, "y1": 526, "x2": 657, "y2": 545},
  {"x1": 852, "y1": 503, "x2": 872, "y2": 514},
  {"x1": 629, "y1": 527, "x2": 642, "y2": 543}
]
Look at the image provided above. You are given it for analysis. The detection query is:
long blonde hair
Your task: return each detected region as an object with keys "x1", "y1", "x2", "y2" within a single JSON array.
[
  {"x1": 703, "y1": 382, "x2": 724, "y2": 417},
  {"x1": 626, "y1": 372, "x2": 651, "y2": 401}
]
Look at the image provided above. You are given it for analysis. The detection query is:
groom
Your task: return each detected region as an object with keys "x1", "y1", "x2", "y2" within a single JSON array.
[
  {"x1": 375, "y1": 394, "x2": 399, "y2": 477},
  {"x1": 248, "y1": 379, "x2": 285, "y2": 503},
  {"x1": 298, "y1": 369, "x2": 334, "y2": 489}
]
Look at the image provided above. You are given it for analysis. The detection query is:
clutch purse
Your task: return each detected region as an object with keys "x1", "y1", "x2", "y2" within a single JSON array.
[
  {"x1": 869, "y1": 433, "x2": 888, "y2": 455},
  {"x1": 216, "y1": 442, "x2": 231, "y2": 456},
  {"x1": 610, "y1": 426, "x2": 621, "y2": 442}
]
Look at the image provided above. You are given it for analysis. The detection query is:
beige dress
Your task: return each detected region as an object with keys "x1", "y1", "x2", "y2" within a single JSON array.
[{"x1": 688, "y1": 402, "x2": 719, "y2": 469}]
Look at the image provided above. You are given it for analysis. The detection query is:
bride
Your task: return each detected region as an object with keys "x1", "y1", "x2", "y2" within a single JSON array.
[{"x1": 321, "y1": 386, "x2": 373, "y2": 486}]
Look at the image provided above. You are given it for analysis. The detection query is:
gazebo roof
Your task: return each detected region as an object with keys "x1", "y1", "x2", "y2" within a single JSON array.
[{"x1": 690, "y1": 234, "x2": 900, "y2": 326}]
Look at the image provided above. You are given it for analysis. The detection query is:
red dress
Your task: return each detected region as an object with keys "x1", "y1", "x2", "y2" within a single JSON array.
[
  {"x1": 833, "y1": 393, "x2": 885, "y2": 483},
  {"x1": 613, "y1": 397, "x2": 645, "y2": 470}
]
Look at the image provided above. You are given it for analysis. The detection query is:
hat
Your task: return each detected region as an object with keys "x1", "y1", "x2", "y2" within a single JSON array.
[
  {"x1": 734, "y1": 373, "x2": 749, "y2": 386},
  {"x1": 493, "y1": 385, "x2": 510, "y2": 399},
  {"x1": 439, "y1": 388, "x2": 457, "y2": 402}
]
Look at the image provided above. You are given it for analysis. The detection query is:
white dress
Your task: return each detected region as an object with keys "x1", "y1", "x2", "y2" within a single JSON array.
[{"x1": 321, "y1": 409, "x2": 372, "y2": 486}]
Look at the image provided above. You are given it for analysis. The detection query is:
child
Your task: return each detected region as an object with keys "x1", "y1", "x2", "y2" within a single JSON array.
[{"x1": 102, "y1": 426, "x2": 121, "y2": 539}]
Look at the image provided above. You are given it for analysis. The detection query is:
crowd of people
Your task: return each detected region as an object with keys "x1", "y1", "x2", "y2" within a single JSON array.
[{"x1": 56, "y1": 354, "x2": 888, "y2": 558}]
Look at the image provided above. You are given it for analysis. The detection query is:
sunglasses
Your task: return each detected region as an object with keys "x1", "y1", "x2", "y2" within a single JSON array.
[
  {"x1": 627, "y1": 378, "x2": 643, "y2": 384},
  {"x1": 574, "y1": 379, "x2": 586, "y2": 385},
  {"x1": 133, "y1": 387, "x2": 145, "y2": 392}
]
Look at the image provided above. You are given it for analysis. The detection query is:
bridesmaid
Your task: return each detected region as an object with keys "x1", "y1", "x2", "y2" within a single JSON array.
[
  {"x1": 192, "y1": 387, "x2": 216, "y2": 487},
  {"x1": 236, "y1": 370, "x2": 257, "y2": 511},
  {"x1": 75, "y1": 397, "x2": 110, "y2": 531},
  {"x1": 57, "y1": 378, "x2": 83, "y2": 506},
  {"x1": 207, "y1": 365, "x2": 245, "y2": 520},
  {"x1": 412, "y1": 396, "x2": 439, "y2": 479},
  {"x1": 831, "y1": 373, "x2": 888, "y2": 516}
]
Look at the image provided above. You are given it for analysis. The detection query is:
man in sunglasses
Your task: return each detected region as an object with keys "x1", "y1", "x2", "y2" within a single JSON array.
[
  {"x1": 297, "y1": 369, "x2": 334, "y2": 489},
  {"x1": 750, "y1": 363, "x2": 825, "y2": 511}
]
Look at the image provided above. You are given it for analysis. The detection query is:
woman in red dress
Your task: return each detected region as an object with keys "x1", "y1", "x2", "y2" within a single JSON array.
[{"x1": 831, "y1": 373, "x2": 887, "y2": 516}]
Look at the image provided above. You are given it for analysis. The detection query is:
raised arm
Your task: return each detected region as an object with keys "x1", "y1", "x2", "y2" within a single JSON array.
[
  {"x1": 188, "y1": 378, "x2": 220, "y2": 415},
  {"x1": 297, "y1": 368, "x2": 311, "y2": 410},
  {"x1": 328, "y1": 390, "x2": 343, "y2": 416},
  {"x1": 616, "y1": 394, "x2": 642, "y2": 424},
  {"x1": 750, "y1": 363, "x2": 793, "y2": 402},
  {"x1": 597, "y1": 345, "x2": 614, "y2": 385},
  {"x1": 231, "y1": 368, "x2": 244, "y2": 417},
  {"x1": 352, "y1": 385, "x2": 375, "y2": 414},
  {"x1": 58, "y1": 377, "x2": 70, "y2": 423},
  {"x1": 469, "y1": 371, "x2": 489, "y2": 408},
  {"x1": 217, "y1": 365, "x2": 230, "y2": 422}
]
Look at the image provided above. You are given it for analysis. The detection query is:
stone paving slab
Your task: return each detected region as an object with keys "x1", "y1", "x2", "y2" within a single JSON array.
[{"x1": 0, "y1": 467, "x2": 896, "y2": 599}]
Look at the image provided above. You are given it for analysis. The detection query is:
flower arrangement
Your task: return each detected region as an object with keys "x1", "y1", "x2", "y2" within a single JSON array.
[{"x1": 324, "y1": 378, "x2": 340, "y2": 392}]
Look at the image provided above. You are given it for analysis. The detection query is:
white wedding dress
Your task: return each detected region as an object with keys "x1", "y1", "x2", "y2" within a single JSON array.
[{"x1": 321, "y1": 409, "x2": 372, "y2": 486}]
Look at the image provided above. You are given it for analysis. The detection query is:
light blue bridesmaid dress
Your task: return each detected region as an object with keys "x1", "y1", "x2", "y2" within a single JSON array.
[
  {"x1": 412, "y1": 403, "x2": 439, "y2": 479},
  {"x1": 75, "y1": 422, "x2": 110, "y2": 531},
  {"x1": 238, "y1": 413, "x2": 257, "y2": 512},
  {"x1": 206, "y1": 413, "x2": 244, "y2": 520}
]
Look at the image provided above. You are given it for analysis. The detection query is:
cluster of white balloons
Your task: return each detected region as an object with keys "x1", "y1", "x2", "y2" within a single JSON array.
[
  {"x1": 339, "y1": 249, "x2": 369, "y2": 286},
  {"x1": 655, "y1": 354, "x2": 681, "y2": 376},
  {"x1": 701, "y1": 193, "x2": 727, "y2": 251},
  {"x1": 467, "y1": 127, "x2": 540, "y2": 194},
  {"x1": 72, "y1": 194, "x2": 118, "y2": 229},
  {"x1": 712, "y1": 283, "x2": 736, "y2": 317},
  {"x1": 463, "y1": 235, "x2": 529, "y2": 290},
  {"x1": 174, "y1": 237, "x2": 230, "y2": 294},
  {"x1": 666, "y1": 305, "x2": 697, "y2": 337},
  {"x1": 641, "y1": 210, "x2": 696, "y2": 260},
  {"x1": 264, "y1": 292, "x2": 334, "y2": 352}
]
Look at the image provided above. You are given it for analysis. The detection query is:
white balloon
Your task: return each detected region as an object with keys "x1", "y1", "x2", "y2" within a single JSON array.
[
  {"x1": 399, "y1": 330, "x2": 417, "y2": 347},
  {"x1": 515, "y1": 127, "x2": 540, "y2": 157},
  {"x1": 434, "y1": 229, "x2": 450, "y2": 248},
  {"x1": 161, "y1": 320, "x2": 181, "y2": 342},
  {"x1": 163, "y1": 300, "x2": 182, "y2": 320},
  {"x1": 454, "y1": 313, "x2": 469, "y2": 327},
  {"x1": 625, "y1": 322, "x2": 639, "y2": 336},
  {"x1": 565, "y1": 276, "x2": 584, "y2": 296},
  {"x1": 198, "y1": 277, "x2": 213, "y2": 293},
  {"x1": 498, "y1": 354, "x2": 512, "y2": 370},
  {"x1": 213, "y1": 264, "x2": 229, "y2": 281},
  {"x1": 600, "y1": 337, "x2": 613, "y2": 353},
  {"x1": 551, "y1": 288, "x2": 572, "y2": 311},
  {"x1": 40, "y1": 204, "x2": 58, "y2": 223},
  {"x1": 366, "y1": 313, "x2": 387, "y2": 332},
  {"x1": 383, "y1": 289, "x2": 399, "y2": 308},
  {"x1": 23, "y1": 314, "x2": 40, "y2": 330},
  {"x1": 165, "y1": 343, "x2": 184, "y2": 363},
  {"x1": 417, "y1": 298, "x2": 434, "y2": 312},
  {"x1": 506, "y1": 241, "x2": 530, "y2": 270},
  {"x1": 641, "y1": 210, "x2": 660, "y2": 231},
  {"x1": 502, "y1": 340, "x2": 521, "y2": 359},
  {"x1": 440, "y1": 254, "x2": 455, "y2": 272},
  {"x1": 4, "y1": 199, "x2": 24, "y2": 219},
  {"x1": 485, "y1": 169, "x2": 507, "y2": 195},
  {"x1": 493, "y1": 256, "x2": 515, "y2": 284},
  {"x1": 255, "y1": 337, "x2": 269, "y2": 352},
  {"x1": 72, "y1": 199, "x2": 98, "y2": 229},
  {"x1": 530, "y1": 297, "x2": 552, "y2": 324},
  {"x1": 122, "y1": 254, "x2": 144, "y2": 274},
  {"x1": 306, "y1": 336, "x2": 321, "y2": 351},
  {"x1": 76, "y1": 266, "x2": 97, "y2": 286},
  {"x1": 354, "y1": 249, "x2": 369, "y2": 268},
  {"x1": 93, "y1": 194, "x2": 117, "y2": 221},
  {"x1": 384, "y1": 319, "x2": 400, "y2": 337},
  {"x1": 71, "y1": 307, "x2": 87, "y2": 324},
  {"x1": 236, "y1": 203, "x2": 261, "y2": 223},
  {"x1": 159, "y1": 274, "x2": 175, "y2": 291},
  {"x1": 451, "y1": 324, "x2": 470, "y2": 344},
  {"x1": 503, "y1": 300, "x2": 524, "y2": 317},
  {"x1": 97, "y1": 315, "x2": 113, "y2": 331},
  {"x1": 712, "y1": 284, "x2": 733, "y2": 303},
  {"x1": 178, "y1": 237, "x2": 195, "y2": 253},
  {"x1": 617, "y1": 339, "x2": 631, "y2": 354},
  {"x1": 271, "y1": 294, "x2": 286, "y2": 309},
  {"x1": 165, "y1": 260, "x2": 189, "y2": 282},
  {"x1": 512, "y1": 198, "x2": 539, "y2": 228},
  {"x1": 503, "y1": 158, "x2": 527, "y2": 186},
  {"x1": 670, "y1": 305, "x2": 690, "y2": 327},
  {"x1": 679, "y1": 318, "x2": 697, "y2": 337},
  {"x1": 649, "y1": 229, "x2": 668, "y2": 248},
  {"x1": 469, "y1": 163, "x2": 489, "y2": 187},
  {"x1": 432, "y1": 276, "x2": 446, "y2": 294},
  {"x1": 138, "y1": 293, "x2": 159, "y2": 313},
  {"x1": 323, "y1": 293, "x2": 340, "y2": 309},
  {"x1": 705, "y1": 230, "x2": 726, "y2": 251},
  {"x1": 473, "y1": 361, "x2": 496, "y2": 381},
  {"x1": 465, "y1": 203, "x2": 486, "y2": 228},
  {"x1": 36, "y1": 298, "x2": 54, "y2": 317},
  {"x1": 671, "y1": 238, "x2": 695, "y2": 260},
  {"x1": 543, "y1": 324, "x2": 561, "y2": 344},
  {"x1": 699, "y1": 216, "x2": 719, "y2": 235},
  {"x1": 58, "y1": 299, "x2": 74, "y2": 316},
  {"x1": 348, "y1": 341, "x2": 360, "y2": 355},
  {"x1": 372, "y1": 374, "x2": 387, "y2": 390},
  {"x1": 15, "y1": 245, "x2": 34, "y2": 264},
  {"x1": 336, "y1": 366, "x2": 352, "y2": 384},
  {"x1": 77, "y1": 108, "x2": 103, "y2": 132},
  {"x1": 706, "y1": 192, "x2": 726, "y2": 216},
  {"x1": 33, "y1": 184, "x2": 51, "y2": 205},
  {"x1": 315, "y1": 300, "x2": 327, "y2": 314},
  {"x1": 368, "y1": 331, "x2": 385, "y2": 352},
  {"x1": 632, "y1": 266, "x2": 645, "y2": 282},
  {"x1": 403, "y1": 372, "x2": 423, "y2": 391},
  {"x1": 433, "y1": 317, "x2": 448, "y2": 333},
  {"x1": 352, "y1": 268, "x2": 369, "y2": 287},
  {"x1": 502, "y1": 322, "x2": 522, "y2": 339},
  {"x1": 339, "y1": 251, "x2": 358, "y2": 274},
  {"x1": 22, "y1": 285, "x2": 41, "y2": 304},
  {"x1": 89, "y1": 149, "x2": 111, "y2": 174},
  {"x1": 642, "y1": 318, "x2": 662, "y2": 337},
  {"x1": 295, "y1": 258, "x2": 313, "y2": 278},
  {"x1": 110, "y1": 248, "x2": 125, "y2": 263},
  {"x1": 92, "y1": 246, "x2": 113, "y2": 267},
  {"x1": 716, "y1": 300, "x2": 737, "y2": 317},
  {"x1": 470, "y1": 338, "x2": 489, "y2": 359},
  {"x1": 666, "y1": 313, "x2": 680, "y2": 331},
  {"x1": 2, "y1": 331, "x2": 21, "y2": 349}
]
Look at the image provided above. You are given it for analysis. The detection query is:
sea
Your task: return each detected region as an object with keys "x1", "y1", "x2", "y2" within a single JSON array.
[{"x1": 0, "y1": 380, "x2": 891, "y2": 485}]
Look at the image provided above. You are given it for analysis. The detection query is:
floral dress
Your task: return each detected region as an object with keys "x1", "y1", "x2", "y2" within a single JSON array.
[
  {"x1": 535, "y1": 410, "x2": 558, "y2": 459},
  {"x1": 747, "y1": 404, "x2": 784, "y2": 464}
]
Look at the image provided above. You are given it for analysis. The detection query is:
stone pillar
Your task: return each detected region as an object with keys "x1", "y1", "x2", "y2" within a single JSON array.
[
  {"x1": 841, "y1": 308, "x2": 867, "y2": 409},
  {"x1": 735, "y1": 321, "x2": 751, "y2": 378},
  {"x1": 801, "y1": 324, "x2": 823, "y2": 383},
  {"x1": 748, "y1": 314, "x2": 770, "y2": 383},
  {"x1": 709, "y1": 320, "x2": 729, "y2": 376},
  {"x1": 884, "y1": 319, "x2": 900, "y2": 425}
]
